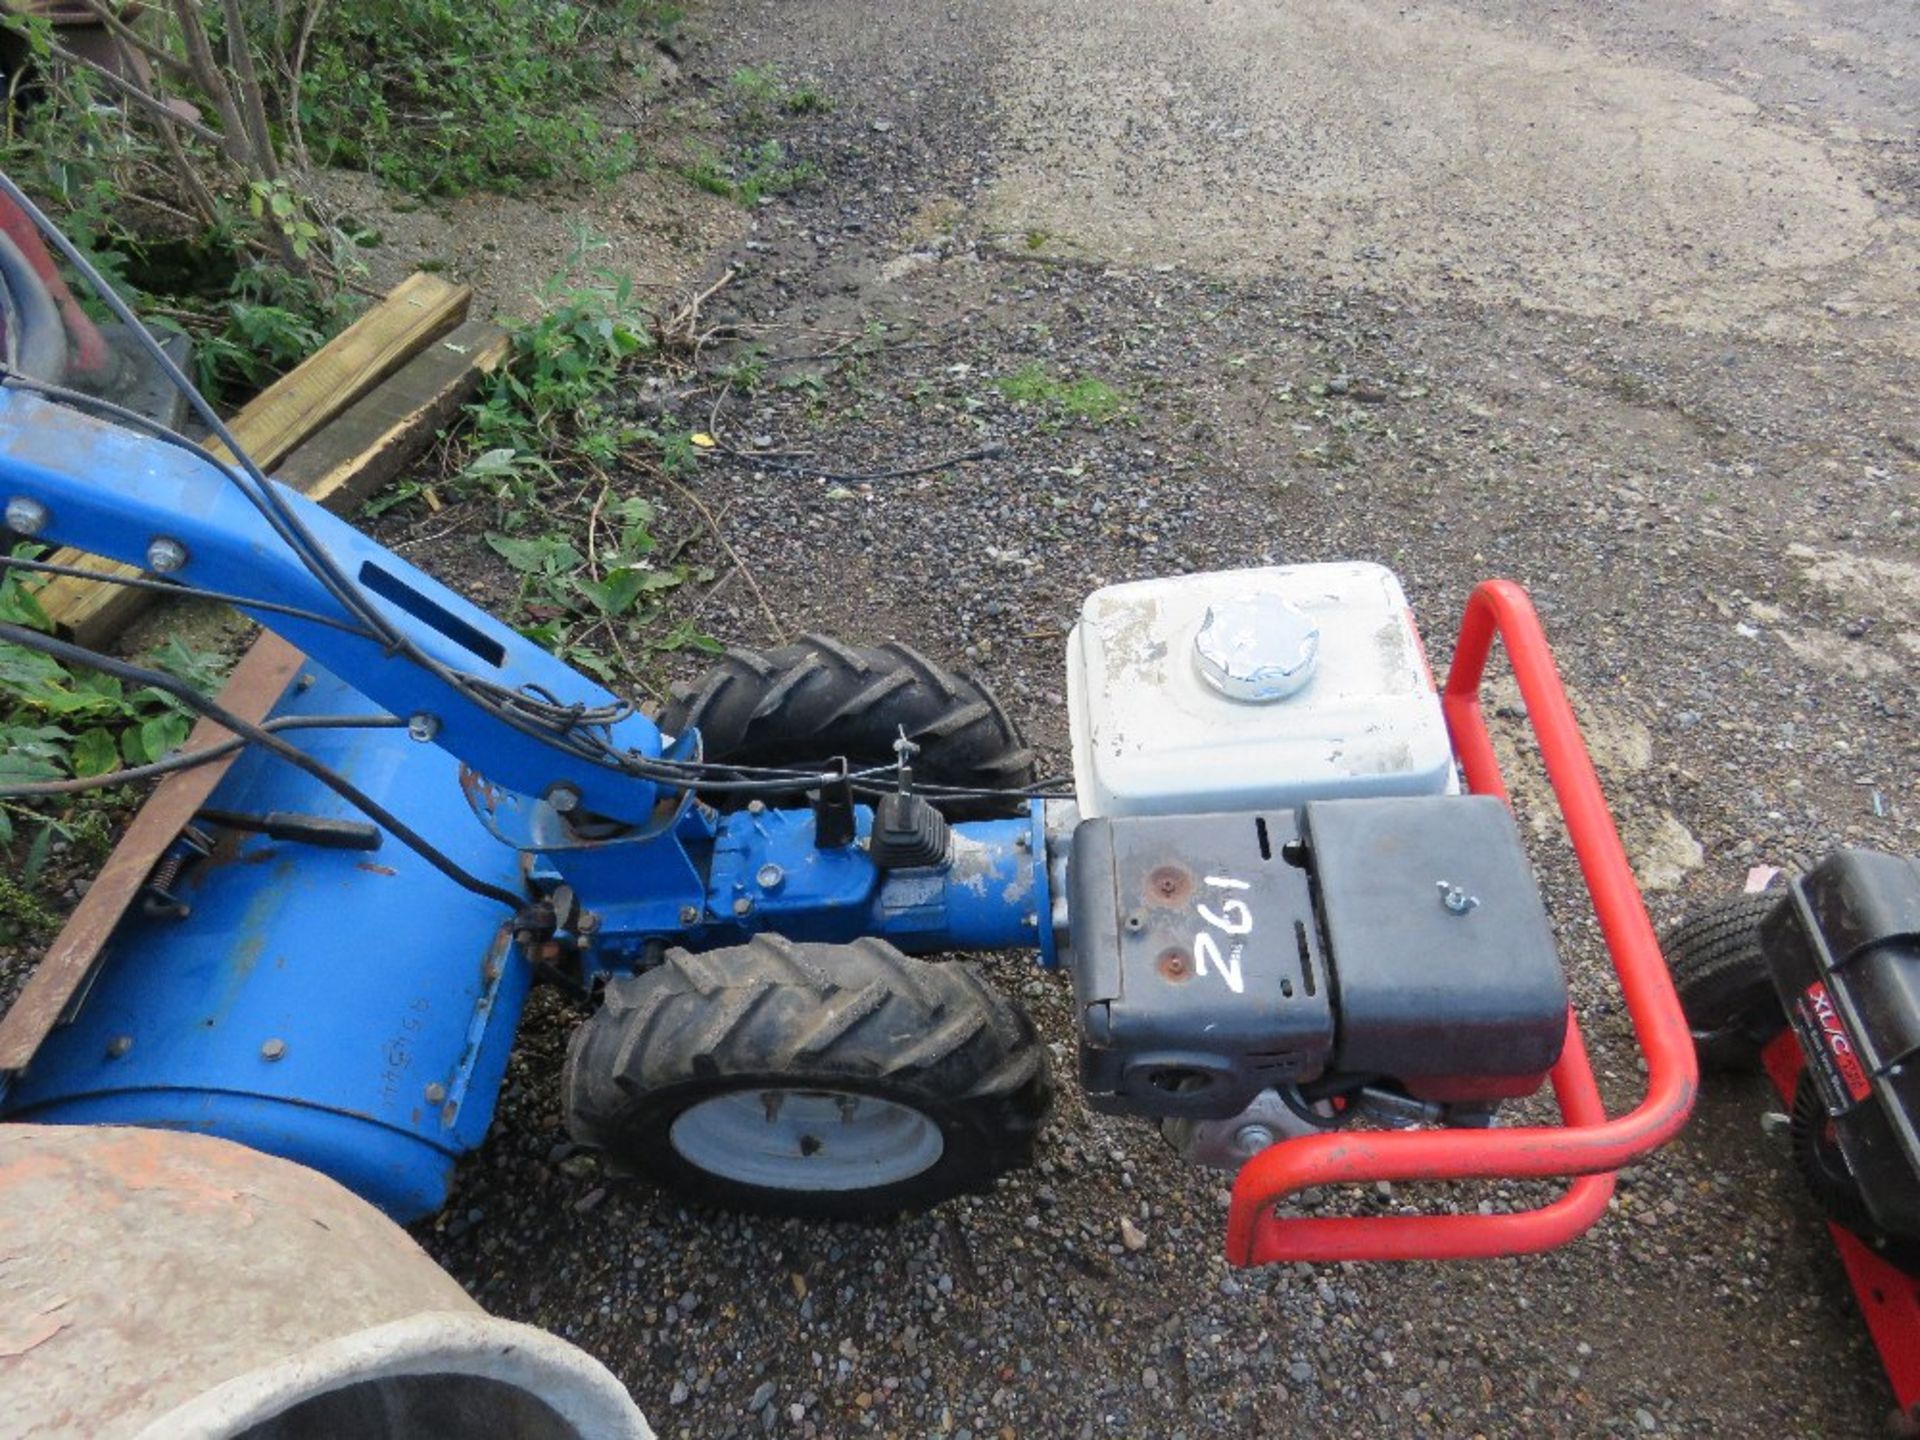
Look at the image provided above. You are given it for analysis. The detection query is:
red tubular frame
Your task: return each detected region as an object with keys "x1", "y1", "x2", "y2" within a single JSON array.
[{"x1": 1224, "y1": 579, "x2": 1699, "y2": 1265}]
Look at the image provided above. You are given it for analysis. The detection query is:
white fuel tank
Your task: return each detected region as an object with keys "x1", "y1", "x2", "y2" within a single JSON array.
[{"x1": 1065, "y1": 562, "x2": 1458, "y2": 819}]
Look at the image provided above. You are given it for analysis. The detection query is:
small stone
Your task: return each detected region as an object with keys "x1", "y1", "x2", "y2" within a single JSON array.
[
  {"x1": 871, "y1": 119, "x2": 895, "y2": 133},
  {"x1": 669, "y1": 1381, "x2": 689, "y2": 1406},
  {"x1": 749, "y1": 1381, "x2": 777, "y2": 1413},
  {"x1": 572, "y1": 1186, "x2": 605, "y2": 1214},
  {"x1": 1142, "y1": 1367, "x2": 1159, "y2": 1389},
  {"x1": 1635, "y1": 1409, "x2": 1657, "y2": 1432},
  {"x1": 1119, "y1": 1216, "x2": 1148, "y2": 1251}
]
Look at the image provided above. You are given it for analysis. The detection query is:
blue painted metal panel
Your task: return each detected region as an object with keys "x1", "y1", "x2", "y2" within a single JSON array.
[
  {"x1": 0, "y1": 388, "x2": 665, "y2": 824},
  {"x1": 0, "y1": 662, "x2": 532, "y2": 1220}
]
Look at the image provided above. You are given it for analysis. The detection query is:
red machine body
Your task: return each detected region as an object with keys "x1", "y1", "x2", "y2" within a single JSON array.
[{"x1": 1225, "y1": 580, "x2": 1699, "y2": 1265}]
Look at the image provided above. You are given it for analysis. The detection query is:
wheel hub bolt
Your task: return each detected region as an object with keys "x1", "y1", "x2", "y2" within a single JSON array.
[
  {"x1": 5, "y1": 496, "x2": 48, "y2": 535},
  {"x1": 1235, "y1": 1123, "x2": 1276, "y2": 1155},
  {"x1": 146, "y1": 536, "x2": 188, "y2": 573}
]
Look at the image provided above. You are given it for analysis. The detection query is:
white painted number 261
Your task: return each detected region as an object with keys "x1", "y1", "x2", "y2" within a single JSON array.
[{"x1": 1193, "y1": 875, "x2": 1252, "y2": 995}]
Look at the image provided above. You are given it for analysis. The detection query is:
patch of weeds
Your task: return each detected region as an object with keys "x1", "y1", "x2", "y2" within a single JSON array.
[
  {"x1": 369, "y1": 248, "x2": 723, "y2": 680},
  {"x1": 299, "y1": 0, "x2": 677, "y2": 195},
  {"x1": 993, "y1": 363, "x2": 1129, "y2": 424},
  {"x1": 1024, "y1": 228, "x2": 1053, "y2": 251},
  {"x1": 0, "y1": 549, "x2": 225, "y2": 934},
  {"x1": 717, "y1": 349, "x2": 769, "y2": 394},
  {"x1": 728, "y1": 64, "x2": 832, "y2": 122},
  {"x1": 0, "y1": 49, "x2": 357, "y2": 405},
  {"x1": 486, "y1": 497, "x2": 716, "y2": 680},
  {"x1": 677, "y1": 140, "x2": 820, "y2": 207},
  {"x1": 465, "y1": 254, "x2": 655, "y2": 465}
]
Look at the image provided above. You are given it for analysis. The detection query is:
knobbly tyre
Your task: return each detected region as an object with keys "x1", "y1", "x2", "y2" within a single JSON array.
[
  {"x1": 0, "y1": 178, "x2": 1695, "y2": 1289},
  {"x1": 1664, "y1": 853, "x2": 1920, "y2": 1425}
]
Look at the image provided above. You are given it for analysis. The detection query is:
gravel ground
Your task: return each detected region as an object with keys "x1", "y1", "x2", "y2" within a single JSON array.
[{"x1": 394, "y1": 2, "x2": 1920, "y2": 1436}]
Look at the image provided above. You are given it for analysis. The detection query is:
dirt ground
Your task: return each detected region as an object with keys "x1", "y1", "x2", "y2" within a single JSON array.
[{"x1": 375, "y1": 2, "x2": 1920, "y2": 1437}]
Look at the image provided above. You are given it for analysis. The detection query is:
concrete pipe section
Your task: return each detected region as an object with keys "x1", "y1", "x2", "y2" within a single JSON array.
[{"x1": 0, "y1": 1125, "x2": 653, "y2": 1440}]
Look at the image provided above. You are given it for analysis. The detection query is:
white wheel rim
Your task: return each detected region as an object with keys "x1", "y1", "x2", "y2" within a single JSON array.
[{"x1": 669, "y1": 1088, "x2": 945, "y2": 1191}]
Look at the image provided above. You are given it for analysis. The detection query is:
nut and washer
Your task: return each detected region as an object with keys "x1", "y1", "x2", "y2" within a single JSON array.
[
  {"x1": 406, "y1": 713, "x2": 441, "y2": 743},
  {"x1": 1437, "y1": 882, "x2": 1479, "y2": 916},
  {"x1": 260, "y1": 1038, "x2": 287, "y2": 1061},
  {"x1": 678, "y1": 904, "x2": 702, "y2": 925},
  {"x1": 755, "y1": 863, "x2": 785, "y2": 891},
  {"x1": 1234, "y1": 1123, "x2": 1276, "y2": 1155},
  {"x1": 5, "y1": 496, "x2": 48, "y2": 535},
  {"x1": 146, "y1": 537, "x2": 188, "y2": 573}
]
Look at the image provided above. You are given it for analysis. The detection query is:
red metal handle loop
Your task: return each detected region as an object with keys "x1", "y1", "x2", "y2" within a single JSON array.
[{"x1": 1224, "y1": 579, "x2": 1697, "y2": 1265}]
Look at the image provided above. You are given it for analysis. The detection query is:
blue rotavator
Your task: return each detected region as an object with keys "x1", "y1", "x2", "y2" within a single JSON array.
[{"x1": 0, "y1": 222, "x2": 1697, "y2": 1268}]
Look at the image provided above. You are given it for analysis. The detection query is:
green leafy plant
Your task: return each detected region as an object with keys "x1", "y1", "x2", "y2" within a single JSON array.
[
  {"x1": 728, "y1": 64, "x2": 831, "y2": 121},
  {"x1": 678, "y1": 140, "x2": 820, "y2": 207},
  {"x1": 485, "y1": 497, "x2": 715, "y2": 679},
  {"x1": 463, "y1": 261, "x2": 654, "y2": 473},
  {"x1": 992, "y1": 363, "x2": 1128, "y2": 423},
  {"x1": 297, "y1": 0, "x2": 657, "y2": 196},
  {"x1": 0, "y1": 549, "x2": 225, "y2": 853},
  {"x1": 0, "y1": 554, "x2": 219, "y2": 941}
]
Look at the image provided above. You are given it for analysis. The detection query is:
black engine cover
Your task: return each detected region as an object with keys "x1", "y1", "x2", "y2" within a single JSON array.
[
  {"x1": 1764, "y1": 849, "x2": 1920, "y2": 1237},
  {"x1": 1069, "y1": 795, "x2": 1568, "y2": 1119}
]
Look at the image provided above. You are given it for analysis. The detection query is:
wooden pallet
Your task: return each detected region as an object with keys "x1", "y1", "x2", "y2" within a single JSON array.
[{"x1": 31, "y1": 273, "x2": 490, "y2": 647}]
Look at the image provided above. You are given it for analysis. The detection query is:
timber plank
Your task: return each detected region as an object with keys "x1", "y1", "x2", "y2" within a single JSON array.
[{"x1": 275, "y1": 318, "x2": 511, "y2": 513}]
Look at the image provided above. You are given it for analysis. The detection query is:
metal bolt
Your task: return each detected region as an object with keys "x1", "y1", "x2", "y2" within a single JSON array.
[
  {"x1": 146, "y1": 536, "x2": 188, "y2": 573},
  {"x1": 424, "y1": 1082, "x2": 447, "y2": 1104},
  {"x1": 733, "y1": 896, "x2": 754, "y2": 917},
  {"x1": 1437, "y1": 882, "x2": 1479, "y2": 916},
  {"x1": 1235, "y1": 1123, "x2": 1276, "y2": 1155},
  {"x1": 406, "y1": 713, "x2": 440, "y2": 743},
  {"x1": 546, "y1": 783, "x2": 583, "y2": 814},
  {"x1": 260, "y1": 1038, "x2": 287, "y2": 1061},
  {"x1": 678, "y1": 904, "x2": 701, "y2": 925},
  {"x1": 746, "y1": 799, "x2": 766, "y2": 815},
  {"x1": 756, "y1": 863, "x2": 785, "y2": 891},
  {"x1": 5, "y1": 496, "x2": 48, "y2": 535},
  {"x1": 1193, "y1": 594, "x2": 1320, "y2": 704},
  {"x1": 106, "y1": 1034, "x2": 133, "y2": 1059},
  {"x1": 575, "y1": 911, "x2": 601, "y2": 936}
]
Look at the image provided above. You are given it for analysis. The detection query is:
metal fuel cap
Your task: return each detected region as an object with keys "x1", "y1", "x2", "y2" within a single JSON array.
[{"x1": 1192, "y1": 594, "x2": 1320, "y2": 703}]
